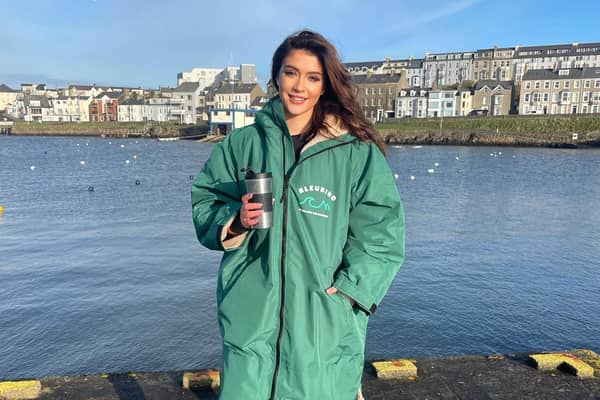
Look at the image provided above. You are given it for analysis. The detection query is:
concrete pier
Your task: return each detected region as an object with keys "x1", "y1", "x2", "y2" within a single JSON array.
[{"x1": 1, "y1": 349, "x2": 598, "y2": 399}]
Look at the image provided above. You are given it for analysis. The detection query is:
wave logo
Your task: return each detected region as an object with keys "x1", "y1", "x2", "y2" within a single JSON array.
[{"x1": 299, "y1": 196, "x2": 331, "y2": 211}]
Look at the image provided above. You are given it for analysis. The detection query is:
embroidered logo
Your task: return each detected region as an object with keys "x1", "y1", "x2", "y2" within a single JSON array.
[{"x1": 297, "y1": 185, "x2": 336, "y2": 219}]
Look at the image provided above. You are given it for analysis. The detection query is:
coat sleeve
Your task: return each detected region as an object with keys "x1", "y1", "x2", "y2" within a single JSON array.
[
  {"x1": 333, "y1": 143, "x2": 405, "y2": 315},
  {"x1": 191, "y1": 136, "x2": 251, "y2": 251}
]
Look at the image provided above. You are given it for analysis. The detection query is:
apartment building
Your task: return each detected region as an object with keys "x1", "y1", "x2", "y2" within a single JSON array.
[
  {"x1": 520, "y1": 67, "x2": 600, "y2": 115},
  {"x1": 428, "y1": 88, "x2": 458, "y2": 117},
  {"x1": 89, "y1": 92, "x2": 121, "y2": 122},
  {"x1": 512, "y1": 42, "x2": 600, "y2": 82},
  {"x1": 353, "y1": 74, "x2": 406, "y2": 122},
  {"x1": 396, "y1": 88, "x2": 428, "y2": 118},
  {"x1": 424, "y1": 51, "x2": 475, "y2": 87}
]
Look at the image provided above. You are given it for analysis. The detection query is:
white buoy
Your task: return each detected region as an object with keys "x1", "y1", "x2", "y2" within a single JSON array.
[
  {"x1": 428, "y1": 168, "x2": 435, "y2": 174},
  {"x1": 125, "y1": 160, "x2": 130, "y2": 164},
  {"x1": 120, "y1": 144, "x2": 125, "y2": 148},
  {"x1": 499, "y1": 152, "x2": 502, "y2": 155},
  {"x1": 85, "y1": 143, "x2": 89, "y2": 146},
  {"x1": 77, "y1": 143, "x2": 80, "y2": 147},
  {"x1": 434, "y1": 162, "x2": 439, "y2": 167},
  {"x1": 394, "y1": 173, "x2": 399, "y2": 180},
  {"x1": 133, "y1": 155, "x2": 137, "y2": 159},
  {"x1": 455, "y1": 156, "x2": 459, "y2": 160},
  {"x1": 30, "y1": 165, "x2": 36, "y2": 171},
  {"x1": 410, "y1": 176, "x2": 415, "y2": 180},
  {"x1": 109, "y1": 141, "x2": 112, "y2": 144},
  {"x1": 80, "y1": 161, "x2": 85, "y2": 165}
]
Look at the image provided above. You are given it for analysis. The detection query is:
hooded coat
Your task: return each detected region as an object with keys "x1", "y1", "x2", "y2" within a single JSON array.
[{"x1": 192, "y1": 97, "x2": 405, "y2": 400}]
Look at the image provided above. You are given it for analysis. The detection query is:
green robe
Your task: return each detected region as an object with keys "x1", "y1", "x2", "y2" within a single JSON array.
[{"x1": 192, "y1": 97, "x2": 405, "y2": 399}]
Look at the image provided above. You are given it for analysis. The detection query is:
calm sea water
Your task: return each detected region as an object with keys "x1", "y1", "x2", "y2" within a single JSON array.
[{"x1": 0, "y1": 136, "x2": 599, "y2": 380}]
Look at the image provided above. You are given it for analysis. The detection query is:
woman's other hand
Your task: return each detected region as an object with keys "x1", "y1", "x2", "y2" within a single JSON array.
[{"x1": 326, "y1": 286, "x2": 355, "y2": 306}]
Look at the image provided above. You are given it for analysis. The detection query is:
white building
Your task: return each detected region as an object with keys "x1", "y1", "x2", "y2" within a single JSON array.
[
  {"x1": 172, "y1": 82, "x2": 204, "y2": 124},
  {"x1": 50, "y1": 96, "x2": 92, "y2": 122},
  {"x1": 177, "y1": 64, "x2": 257, "y2": 88},
  {"x1": 396, "y1": 88, "x2": 428, "y2": 118},
  {"x1": 428, "y1": 88, "x2": 458, "y2": 117},
  {"x1": 0, "y1": 84, "x2": 19, "y2": 111},
  {"x1": 22, "y1": 96, "x2": 53, "y2": 122},
  {"x1": 118, "y1": 99, "x2": 145, "y2": 122},
  {"x1": 210, "y1": 83, "x2": 265, "y2": 133},
  {"x1": 424, "y1": 51, "x2": 475, "y2": 87}
]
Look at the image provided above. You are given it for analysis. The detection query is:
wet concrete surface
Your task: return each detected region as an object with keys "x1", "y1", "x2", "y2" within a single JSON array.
[{"x1": 30, "y1": 352, "x2": 600, "y2": 399}]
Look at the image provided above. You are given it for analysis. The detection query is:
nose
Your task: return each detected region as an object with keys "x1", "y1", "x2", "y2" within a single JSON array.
[{"x1": 292, "y1": 77, "x2": 304, "y2": 92}]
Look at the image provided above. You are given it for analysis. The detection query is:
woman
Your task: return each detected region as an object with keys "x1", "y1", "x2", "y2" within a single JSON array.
[{"x1": 192, "y1": 30, "x2": 405, "y2": 400}]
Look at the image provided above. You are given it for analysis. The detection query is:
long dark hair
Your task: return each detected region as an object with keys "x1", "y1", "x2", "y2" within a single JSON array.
[{"x1": 271, "y1": 30, "x2": 386, "y2": 154}]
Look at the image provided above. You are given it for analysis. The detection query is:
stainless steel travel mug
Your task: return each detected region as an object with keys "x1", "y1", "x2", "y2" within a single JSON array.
[{"x1": 244, "y1": 169, "x2": 272, "y2": 229}]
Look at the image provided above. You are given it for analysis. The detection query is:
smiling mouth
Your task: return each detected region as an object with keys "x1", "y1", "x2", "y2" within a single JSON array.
[{"x1": 288, "y1": 94, "x2": 307, "y2": 104}]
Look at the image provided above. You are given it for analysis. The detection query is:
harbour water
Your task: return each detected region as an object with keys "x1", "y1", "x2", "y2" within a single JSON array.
[{"x1": 0, "y1": 136, "x2": 599, "y2": 380}]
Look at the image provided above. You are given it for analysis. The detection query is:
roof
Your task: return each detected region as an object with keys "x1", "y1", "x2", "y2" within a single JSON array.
[
  {"x1": 351, "y1": 74, "x2": 403, "y2": 85},
  {"x1": 251, "y1": 95, "x2": 269, "y2": 107},
  {"x1": 120, "y1": 98, "x2": 144, "y2": 106},
  {"x1": 24, "y1": 96, "x2": 51, "y2": 108},
  {"x1": 522, "y1": 67, "x2": 600, "y2": 81},
  {"x1": 514, "y1": 42, "x2": 600, "y2": 58},
  {"x1": 95, "y1": 92, "x2": 122, "y2": 99},
  {"x1": 214, "y1": 83, "x2": 260, "y2": 94},
  {"x1": 345, "y1": 61, "x2": 383, "y2": 69},
  {"x1": 0, "y1": 84, "x2": 18, "y2": 93},
  {"x1": 474, "y1": 80, "x2": 514, "y2": 91},
  {"x1": 69, "y1": 84, "x2": 95, "y2": 90},
  {"x1": 173, "y1": 82, "x2": 200, "y2": 93}
]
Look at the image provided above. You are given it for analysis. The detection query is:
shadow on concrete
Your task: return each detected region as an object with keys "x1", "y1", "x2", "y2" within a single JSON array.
[{"x1": 108, "y1": 373, "x2": 146, "y2": 400}]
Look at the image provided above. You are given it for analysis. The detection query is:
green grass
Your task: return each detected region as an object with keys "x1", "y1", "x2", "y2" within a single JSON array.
[{"x1": 376, "y1": 115, "x2": 600, "y2": 135}]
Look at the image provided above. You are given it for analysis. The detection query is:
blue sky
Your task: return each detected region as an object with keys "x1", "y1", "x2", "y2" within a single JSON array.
[{"x1": 1, "y1": 0, "x2": 599, "y2": 89}]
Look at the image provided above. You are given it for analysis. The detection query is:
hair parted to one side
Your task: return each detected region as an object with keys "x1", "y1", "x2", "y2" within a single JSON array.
[{"x1": 271, "y1": 30, "x2": 386, "y2": 154}]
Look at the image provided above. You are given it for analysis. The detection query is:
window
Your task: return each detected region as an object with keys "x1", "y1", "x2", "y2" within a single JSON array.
[
  {"x1": 534, "y1": 81, "x2": 540, "y2": 89},
  {"x1": 564, "y1": 81, "x2": 570, "y2": 89},
  {"x1": 596, "y1": 80, "x2": 600, "y2": 88},
  {"x1": 583, "y1": 92, "x2": 590, "y2": 102},
  {"x1": 532, "y1": 93, "x2": 540, "y2": 102},
  {"x1": 585, "y1": 80, "x2": 591, "y2": 88},
  {"x1": 389, "y1": 87, "x2": 393, "y2": 95},
  {"x1": 525, "y1": 81, "x2": 531, "y2": 89},
  {"x1": 554, "y1": 81, "x2": 560, "y2": 89},
  {"x1": 543, "y1": 93, "x2": 549, "y2": 102},
  {"x1": 524, "y1": 93, "x2": 530, "y2": 102},
  {"x1": 572, "y1": 92, "x2": 579, "y2": 102},
  {"x1": 544, "y1": 81, "x2": 550, "y2": 89},
  {"x1": 187, "y1": 95, "x2": 192, "y2": 100},
  {"x1": 561, "y1": 92, "x2": 570, "y2": 102},
  {"x1": 574, "y1": 80, "x2": 580, "y2": 89}
]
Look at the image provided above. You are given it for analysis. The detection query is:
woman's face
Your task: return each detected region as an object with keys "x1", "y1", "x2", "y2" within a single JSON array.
[{"x1": 277, "y1": 49, "x2": 324, "y2": 130}]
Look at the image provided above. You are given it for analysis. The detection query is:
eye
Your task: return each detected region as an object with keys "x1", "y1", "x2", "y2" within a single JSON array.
[
  {"x1": 308, "y1": 76, "x2": 321, "y2": 82},
  {"x1": 284, "y1": 70, "x2": 296, "y2": 77}
]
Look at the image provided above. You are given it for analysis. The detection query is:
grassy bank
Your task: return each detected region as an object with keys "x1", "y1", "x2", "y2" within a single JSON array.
[
  {"x1": 376, "y1": 114, "x2": 600, "y2": 147},
  {"x1": 8, "y1": 114, "x2": 600, "y2": 147}
]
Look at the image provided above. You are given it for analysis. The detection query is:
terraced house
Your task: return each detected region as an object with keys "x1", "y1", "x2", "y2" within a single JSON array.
[
  {"x1": 352, "y1": 73, "x2": 407, "y2": 122},
  {"x1": 472, "y1": 80, "x2": 514, "y2": 115},
  {"x1": 519, "y1": 67, "x2": 600, "y2": 115}
]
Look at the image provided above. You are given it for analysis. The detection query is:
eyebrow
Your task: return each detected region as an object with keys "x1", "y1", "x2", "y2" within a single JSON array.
[{"x1": 282, "y1": 64, "x2": 323, "y2": 76}]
